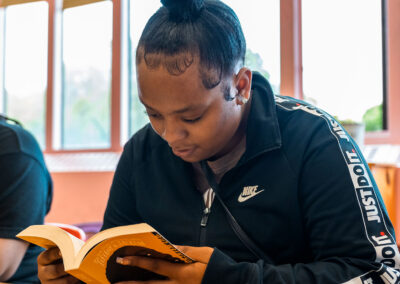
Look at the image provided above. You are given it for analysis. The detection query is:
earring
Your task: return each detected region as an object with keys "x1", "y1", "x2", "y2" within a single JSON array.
[{"x1": 237, "y1": 95, "x2": 248, "y2": 104}]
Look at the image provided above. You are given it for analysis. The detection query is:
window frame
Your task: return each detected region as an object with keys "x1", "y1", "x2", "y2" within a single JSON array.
[
  {"x1": 283, "y1": 0, "x2": 398, "y2": 145},
  {"x1": 364, "y1": 0, "x2": 400, "y2": 144},
  {"x1": 45, "y1": 0, "x2": 122, "y2": 153},
  {"x1": 1, "y1": 0, "x2": 398, "y2": 155}
]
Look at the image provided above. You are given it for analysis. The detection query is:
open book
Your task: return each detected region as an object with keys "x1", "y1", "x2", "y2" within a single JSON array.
[{"x1": 17, "y1": 223, "x2": 193, "y2": 283}]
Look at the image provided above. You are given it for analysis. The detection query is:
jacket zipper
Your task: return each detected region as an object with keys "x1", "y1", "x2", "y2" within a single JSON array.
[{"x1": 199, "y1": 207, "x2": 211, "y2": 245}]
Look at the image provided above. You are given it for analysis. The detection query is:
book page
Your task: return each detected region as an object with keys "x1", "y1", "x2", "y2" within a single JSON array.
[
  {"x1": 17, "y1": 225, "x2": 85, "y2": 268},
  {"x1": 77, "y1": 223, "x2": 155, "y2": 259},
  {"x1": 74, "y1": 232, "x2": 191, "y2": 284}
]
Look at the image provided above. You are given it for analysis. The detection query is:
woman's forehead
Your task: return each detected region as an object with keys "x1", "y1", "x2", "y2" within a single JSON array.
[
  {"x1": 137, "y1": 58, "x2": 203, "y2": 90},
  {"x1": 137, "y1": 62, "x2": 226, "y2": 113}
]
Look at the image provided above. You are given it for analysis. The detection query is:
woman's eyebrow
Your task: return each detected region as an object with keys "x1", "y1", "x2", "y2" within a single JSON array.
[{"x1": 140, "y1": 100, "x2": 202, "y2": 114}]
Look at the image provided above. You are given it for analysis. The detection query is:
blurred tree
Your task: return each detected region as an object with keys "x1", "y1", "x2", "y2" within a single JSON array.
[
  {"x1": 4, "y1": 89, "x2": 46, "y2": 147},
  {"x1": 63, "y1": 67, "x2": 110, "y2": 148},
  {"x1": 362, "y1": 104, "x2": 383, "y2": 132},
  {"x1": 245, "y1": 49, "x2": 270, "y2": 80}
]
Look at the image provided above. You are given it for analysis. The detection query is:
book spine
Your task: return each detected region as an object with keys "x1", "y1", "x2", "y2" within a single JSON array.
[{"x1": 151, "y1": 232, "x2": 193, "y2": 263}]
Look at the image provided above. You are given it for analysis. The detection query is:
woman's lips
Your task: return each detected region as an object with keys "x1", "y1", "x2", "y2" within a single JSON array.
[{"x1": 172, "y1": 147, "x2": 196, "y2": 158}]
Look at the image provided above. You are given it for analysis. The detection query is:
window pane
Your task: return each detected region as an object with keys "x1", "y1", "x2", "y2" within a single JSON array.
[
  {"x1": 3, "y1": 2, "x2": 48, "y2": 147},
  {"x1": 225, "y1": 0, "x2": 280, "y2": 93},
  {"x1": 302, "y1": 0, "x2": 384, "y2": 131},
  {"x1": 128, "y1": 0, "x2": 160, "y2": 137},
  {"x1": 62, "y1": 1, "x2": 112, "y2": 149}
]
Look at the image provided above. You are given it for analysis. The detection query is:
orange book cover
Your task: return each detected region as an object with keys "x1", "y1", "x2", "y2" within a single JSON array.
[{"x1": 17, "y1": 223, "x2": 193, "y2": 283}]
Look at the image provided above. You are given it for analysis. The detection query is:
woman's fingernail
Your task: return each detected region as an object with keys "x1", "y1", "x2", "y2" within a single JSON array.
[{"x1": 116, "y1": 257, "x2": 126, "y2": 265}]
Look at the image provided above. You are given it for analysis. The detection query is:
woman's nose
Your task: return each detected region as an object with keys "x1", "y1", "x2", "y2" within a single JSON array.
[{"x1": 161, "y1": 120, "x2": 187, "y2": 144}]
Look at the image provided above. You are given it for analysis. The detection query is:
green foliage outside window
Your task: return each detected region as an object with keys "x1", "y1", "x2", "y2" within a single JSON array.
[
  {"x1": 63, "y1": 67, "x2": 110, "y2": 148},
  {"x1": 245, "y1": 49, "x2": 270, "y2": 80},
  {"x1": 362, "y1": 104, "x2": 383, "y2": 132}
]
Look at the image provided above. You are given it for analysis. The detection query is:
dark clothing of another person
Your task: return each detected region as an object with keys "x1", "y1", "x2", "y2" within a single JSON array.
[
  {"x1": 103, "y1": 73, "x2": 400, "y2": 283},
  {"x1": 0, "y1": 118, "x2": 52, "y2": 283}
]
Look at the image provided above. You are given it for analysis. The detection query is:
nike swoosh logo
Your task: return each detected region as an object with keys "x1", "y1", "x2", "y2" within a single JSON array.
[{"x1": 238, "y1": 189, "x2": 265, "y2": 202}]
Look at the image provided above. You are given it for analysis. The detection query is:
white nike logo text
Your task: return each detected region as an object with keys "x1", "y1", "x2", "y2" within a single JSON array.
[{"x1": 238, "y1": 185, "x2": 265, "y2": 202}]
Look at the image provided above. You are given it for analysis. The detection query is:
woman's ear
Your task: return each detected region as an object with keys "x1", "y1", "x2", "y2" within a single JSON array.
[{"x1": 234, "y1": 67, "x2": 252, "y2": 105}]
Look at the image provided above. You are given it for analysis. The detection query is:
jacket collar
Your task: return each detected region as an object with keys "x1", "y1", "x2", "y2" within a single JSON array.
[{"x1": 239, "y1": 72, "x2": 282, "y2": 164}]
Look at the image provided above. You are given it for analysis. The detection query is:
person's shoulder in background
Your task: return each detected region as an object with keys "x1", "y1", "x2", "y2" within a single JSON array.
[
  {"x1": 0, "y1": 118, "x2": 46, "y2": 169},
  {"x1": 0, "y1": 117, "x2": 52, "y2": 283}
]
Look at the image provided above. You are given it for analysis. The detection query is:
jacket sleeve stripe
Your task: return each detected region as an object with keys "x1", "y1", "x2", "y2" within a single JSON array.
[
  {"x1": 275, "y1": 96, "x2": 400, "y2": 283},
  {"x1": 342, "y1": 264, "x2": 400, "y2": 284}
]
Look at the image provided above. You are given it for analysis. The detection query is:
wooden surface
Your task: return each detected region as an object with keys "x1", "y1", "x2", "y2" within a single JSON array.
[{"x1": 369, "y1": 163, "x2": 397, "y2": 227}]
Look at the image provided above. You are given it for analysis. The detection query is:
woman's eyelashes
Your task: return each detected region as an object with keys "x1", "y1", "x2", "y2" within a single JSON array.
[
  {"x1": 145, "y1": 110, "x2": 203, "y2": 123},
  {"x1": 182, "y1": 116, "x2": 202, "y2": 123},
  {"x1": 144, "y1": 110, "x2": 161, "y2": 119}
]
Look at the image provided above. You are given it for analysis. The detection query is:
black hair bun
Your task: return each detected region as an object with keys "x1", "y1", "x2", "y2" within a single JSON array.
[{"x1": 161, "y1": 0, "x2": 205, "y2": 21}]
